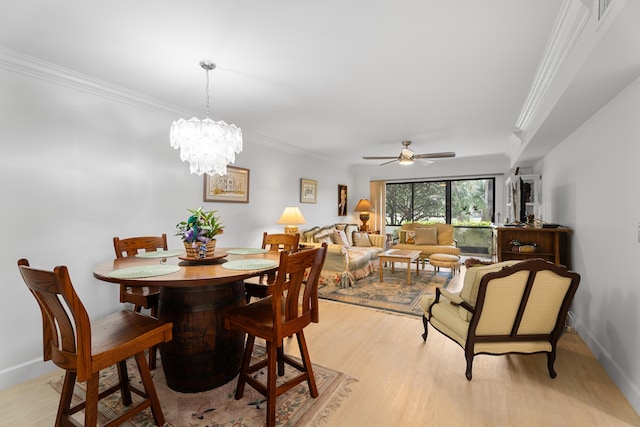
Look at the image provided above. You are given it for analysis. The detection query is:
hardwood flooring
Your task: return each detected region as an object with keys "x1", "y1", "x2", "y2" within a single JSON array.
[{"x1": 1, "y1": 267, "x2": 639, "y2": 426}]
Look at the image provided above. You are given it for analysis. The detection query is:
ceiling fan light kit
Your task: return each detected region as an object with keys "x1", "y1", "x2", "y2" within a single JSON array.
[{"x1": 362, "y1": 140, "x2": 455, "y2": 166}]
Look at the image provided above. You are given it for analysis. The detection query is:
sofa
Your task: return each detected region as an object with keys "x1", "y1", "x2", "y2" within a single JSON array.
[
  {"x1": 300, "y1": 223, "x2": 386, "y2": 287},
  {"x1": 391, "y1": 223, "x2": 461, "y2": 268}
]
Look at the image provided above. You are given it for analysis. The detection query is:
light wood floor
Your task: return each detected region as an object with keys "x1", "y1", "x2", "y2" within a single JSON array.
[{"x1": 2, "y1": 268, "x2": 639, "y2": 426}]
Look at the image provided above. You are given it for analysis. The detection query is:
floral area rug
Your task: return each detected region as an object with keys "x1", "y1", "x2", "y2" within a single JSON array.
[
  {"x1": 49, "y1": 346, "x2": 356, "y2": 427},
  {"x1": 318, "y1": 267, "x2": 451, "y2": 317}
]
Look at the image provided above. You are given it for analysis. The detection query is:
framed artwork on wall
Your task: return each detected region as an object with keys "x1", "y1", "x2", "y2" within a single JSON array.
[
  {"x1": 338, "y1": 184, "x2": 348, "y2": 216},
  {"x1": 300, "y1": 178, "x2": 317, "y2": 203},
  {"x1": 203, "y1": 166, "x2": 250, "y2": 203}
]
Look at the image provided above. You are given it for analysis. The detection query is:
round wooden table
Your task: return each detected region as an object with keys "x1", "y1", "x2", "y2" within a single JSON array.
[{"x1": 93, "y1": 249, "x2": 279, "y2": 393}]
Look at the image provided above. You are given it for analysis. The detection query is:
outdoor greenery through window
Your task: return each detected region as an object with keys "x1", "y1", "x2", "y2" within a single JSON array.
[{"x1": 386, "y1": 178, "x2": 495, "y2": 254}]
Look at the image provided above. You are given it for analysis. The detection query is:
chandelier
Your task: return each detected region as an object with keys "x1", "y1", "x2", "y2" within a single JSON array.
[{"x1": 170, "y1": 61, "x2": 243, "y2": 176}]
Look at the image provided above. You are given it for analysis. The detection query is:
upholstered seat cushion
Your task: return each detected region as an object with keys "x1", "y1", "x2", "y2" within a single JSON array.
[{"x1": 429, "y1": 253, "x2": 461, "y2": 269}]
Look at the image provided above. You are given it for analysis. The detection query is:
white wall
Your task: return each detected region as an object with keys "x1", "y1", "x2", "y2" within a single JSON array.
[
  {"x1": 0, "y1": 64, "x2": 355, "y2": 389},
  {"x1": 537, "y1": 75, "x2": 640, "y2": 412}
]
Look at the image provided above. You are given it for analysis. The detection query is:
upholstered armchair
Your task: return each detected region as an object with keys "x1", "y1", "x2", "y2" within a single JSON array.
[{"x1": 420, "y1": 259, "x2": 580, "y2": 380}]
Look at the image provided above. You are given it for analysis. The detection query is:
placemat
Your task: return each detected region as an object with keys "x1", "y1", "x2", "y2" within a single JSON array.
[
  {"x1": 108, "y1": 265, "x2": 181, "y2": 279},
  {"x1": 226, "y1": 248, "x2": 269, "y2": 255},
  {"x1": 135, "y1": 249, "x2": 184, "y2": 259},
  {"x1": 221, "y1": 259, "x2": 277, "y2": 271}
]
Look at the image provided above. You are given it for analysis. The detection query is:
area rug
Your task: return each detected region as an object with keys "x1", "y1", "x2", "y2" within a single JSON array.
[
  {"x1": 318, "y1": 268, "x2": 451, "y2": 317},
  {"x1": 49, "y1": 346, "x2": 356, "y2": 426}
]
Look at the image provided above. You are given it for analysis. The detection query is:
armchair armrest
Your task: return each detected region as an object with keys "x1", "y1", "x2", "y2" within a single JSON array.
[{"x1": 438, "y1": 288, "x2": 475, "y2": 314}]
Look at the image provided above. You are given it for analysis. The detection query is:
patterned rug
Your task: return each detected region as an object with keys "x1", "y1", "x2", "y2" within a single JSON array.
[
  {"x1": 49, "y1": 346, "x2": 356, "y2": 426},
  {"x1": 318, "y1": 267, "x2": 451, "y2": 316}
]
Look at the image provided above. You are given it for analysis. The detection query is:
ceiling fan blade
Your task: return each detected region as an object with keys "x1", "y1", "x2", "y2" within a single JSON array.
[
  {"x1": 379, "y1": 159, "x2": 399, "y2": 166},
  {"x1": 414, "y1": 152, "x2": 456, "y2": 159},
  {"x1": 363, "y1": 156, "x2": 398, "y2": 160}
]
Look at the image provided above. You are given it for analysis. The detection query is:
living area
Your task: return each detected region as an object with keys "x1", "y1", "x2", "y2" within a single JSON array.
[{"x1": 2, "y1": 1, "x2": 640, "y2": 425}]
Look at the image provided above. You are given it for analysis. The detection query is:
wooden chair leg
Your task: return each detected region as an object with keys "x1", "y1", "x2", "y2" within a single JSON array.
[
  {"x1": 134, "y1": 352, "x2": 166, "y2": 426},
  {"x1": 422, "y1": 315, "x2": 429, "y2": 341},
  {"x1": 235, "y1": 335, "x2": 255, "y2": 400},
  {"x1": 547, "y1": 350, "x2": 558, "y2": 378},
  {"x1": 84, "y1": 373, "x2": 100, "y2": 427},
  {"x1": 465, "y1": 349, "x2": 474, "y2": 381},
  {"x1": 296, "y1": 331, "x2": 318, "y2": 397},
  {"x1": 116, "y1": 360, "x2": 132, "y2": 406},
  {"x1": 266, "y1": 341, "x2": 278, "y2": 427},
  {"x1": 277, "y1": 344, "x2": 285, "y2": 376},
  {"x1": 57, "y1": 371, "x2": 76, "y2": 426},
  {"x1": 148, "y1": 305, "x2": 158, "y2": 370}
]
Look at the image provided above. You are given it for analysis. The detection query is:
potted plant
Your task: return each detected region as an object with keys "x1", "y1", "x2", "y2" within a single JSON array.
[{"x1": 176, "y1": 207, "x2": 224, "y2": 258}]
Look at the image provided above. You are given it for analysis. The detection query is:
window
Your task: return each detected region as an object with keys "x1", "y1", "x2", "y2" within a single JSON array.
[{"x1": 386, "y1": 178, "x2": 495, "y2": 226}]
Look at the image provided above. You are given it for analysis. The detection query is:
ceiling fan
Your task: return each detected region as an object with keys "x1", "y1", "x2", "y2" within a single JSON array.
[{"x1": 362, "y1": 140, "x2": 456, "y2": 166}]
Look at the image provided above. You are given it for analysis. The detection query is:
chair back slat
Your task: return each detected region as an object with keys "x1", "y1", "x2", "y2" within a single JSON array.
[
  {"x1": 262, "y1": 232, "x2": 300, "y2": 253},
  {"x1": 271, "y1": 244, "x2": 327, "y2": 338},
  {"x1": 17, "y1": 259, "x2": 91, "y2": 379},
  {"x1": 113, "y1": 234, "x2": 168, "y2": 258}
]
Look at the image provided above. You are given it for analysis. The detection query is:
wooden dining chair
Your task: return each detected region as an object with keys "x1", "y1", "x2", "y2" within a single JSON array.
[
  {"x1": 17, "y1": 259, "x2": 173, "y2": 427},
  {"x1": 113, "y1": 234, "x2": 167, "y2": 369},
  {"x1": 244, "y1": 232, "x2": 300, "y2": 303},
  {"x1": 224, "y1": 244, "x2": 327, "y2": 427}
]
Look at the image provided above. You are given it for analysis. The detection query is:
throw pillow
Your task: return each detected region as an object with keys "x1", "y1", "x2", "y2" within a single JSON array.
[
  {"x1": 436, "y1": 226, "x2": 454, "y2": 245},
  {"x1": 344, "y1": 224, "x2": 360, "y2": 246},
  {"x1": 332, "y1": 230, "x2": 351, "y2": 248},
  {"x1": 414, "y1": 227, "x2": 437, "y2": 245},
  {"x1": 405, "y1": 230, "x2": 416, "y2": 244},
  {"x1": 352, "y1": 231, "x2": 373, "y2": 247}
]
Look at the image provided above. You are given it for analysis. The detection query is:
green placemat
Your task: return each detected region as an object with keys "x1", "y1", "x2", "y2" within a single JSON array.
[
  {"x1": 135, "y1": 249, "x2": 184, "y2": 258},
  {"x1": 226, "y1": 248, "x2": 269, "y2": 255},
  {"x1": 221, "y1": 259, "x2": 277, "y2": 271},
  {"x1": 108, "y1": 265, "x2": 180, "y2": 279}
]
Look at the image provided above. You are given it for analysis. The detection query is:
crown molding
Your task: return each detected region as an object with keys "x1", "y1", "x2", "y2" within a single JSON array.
[
  {"x1": 511, "y1": 0, "x2": 591, "y2": 145},
  {"x1": 0, "y1": 47, "x2": 189, "y2": 117}
]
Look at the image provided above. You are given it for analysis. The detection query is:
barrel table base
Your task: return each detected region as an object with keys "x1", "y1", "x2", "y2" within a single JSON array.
[{"x1": 158, "y1": 280, "x2": 246, "y2": 393}]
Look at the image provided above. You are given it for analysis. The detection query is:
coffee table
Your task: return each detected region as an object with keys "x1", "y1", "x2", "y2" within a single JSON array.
[{"x1": 378, "y1": 249, "x2": 422, "y2": 285}]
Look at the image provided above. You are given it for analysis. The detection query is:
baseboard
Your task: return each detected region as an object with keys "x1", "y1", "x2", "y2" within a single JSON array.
[
  {"x1": 578, "y1": 322, "x2": 640, "y2": 414},
  {"x1": 0, "y1": 358, "x2": 57, "y2": 392}
]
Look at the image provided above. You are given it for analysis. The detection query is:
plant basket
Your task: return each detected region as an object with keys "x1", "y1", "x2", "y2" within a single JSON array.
[{"x1": 184, "y1": 240, "x2": 217, "y2": 259}]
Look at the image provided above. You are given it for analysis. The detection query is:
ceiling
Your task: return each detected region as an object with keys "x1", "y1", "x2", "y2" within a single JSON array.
[{"x1": 1, "y1": 1, "x2": 638, "y2": 169}]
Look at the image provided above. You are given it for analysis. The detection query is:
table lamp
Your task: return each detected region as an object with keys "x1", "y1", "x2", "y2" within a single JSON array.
[
  {"x1": 353, "y1": 198, "x2": 374, "y2": 231},
  {"x1": 277, "y1": 206, "x2": 306, "y2": 234}
]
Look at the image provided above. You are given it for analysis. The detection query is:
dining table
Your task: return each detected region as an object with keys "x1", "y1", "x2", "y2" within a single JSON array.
[{"x1": 93, "y1": 247, "x2": 280, "y2": 393}]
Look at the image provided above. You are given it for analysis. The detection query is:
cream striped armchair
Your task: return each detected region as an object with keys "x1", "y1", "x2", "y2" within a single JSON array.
[{"x1": 420, "y1": 259, "x2": 580, "y2": 380}]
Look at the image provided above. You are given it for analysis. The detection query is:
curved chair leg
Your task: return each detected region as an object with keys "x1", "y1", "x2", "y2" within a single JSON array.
[
  {"x1": 421, "y1": 315, "x2": 429, "y2": 341},
  {"x1": 547, "y1": 350, "x2": 558, "y2": 378},
  {"x1": 465, "y1": 349, "x2": 474, "y2": 381}
]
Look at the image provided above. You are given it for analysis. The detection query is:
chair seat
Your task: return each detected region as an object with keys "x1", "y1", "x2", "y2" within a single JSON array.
[{"x1": 91, "y1": 311, "x2": 172, "y2": 371}]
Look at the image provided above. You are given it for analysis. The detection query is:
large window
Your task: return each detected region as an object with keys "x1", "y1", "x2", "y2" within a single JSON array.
[{"x1": 386, "y1": 178, "x2": 495, "y2": 226}]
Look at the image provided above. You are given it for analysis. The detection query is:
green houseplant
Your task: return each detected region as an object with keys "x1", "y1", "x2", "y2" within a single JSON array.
[{"x1": 176, "y1": 207, "x2": 224, "y2": 258}]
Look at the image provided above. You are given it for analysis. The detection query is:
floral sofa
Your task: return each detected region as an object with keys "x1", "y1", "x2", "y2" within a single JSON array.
[
  {"x1": 391, "y1": 223, "x2": 461, "y2": 267},
  {"x1": 300, "y1": 223, "x2": 386, "y2": 287}
]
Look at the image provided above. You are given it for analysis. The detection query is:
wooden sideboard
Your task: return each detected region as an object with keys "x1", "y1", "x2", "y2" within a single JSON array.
[{"x1": 492, "y1": 225, "x2": 572, "y2": 267}]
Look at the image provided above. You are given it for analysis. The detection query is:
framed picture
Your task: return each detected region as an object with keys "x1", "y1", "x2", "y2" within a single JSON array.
[
  {"x1": 203, "y1": 166, "x2": 250, "y2": 203},
  {"x1": 300, "y1": 178, "x2": 317, "y2": 203},
  {"x1": 338, "y1": 184, "x2": 348, "y2": 216}
]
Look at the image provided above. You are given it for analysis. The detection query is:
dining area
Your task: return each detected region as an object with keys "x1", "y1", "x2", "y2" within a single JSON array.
[{"x1": 17, "y1": 215, "x2": 329, "y2": 427}]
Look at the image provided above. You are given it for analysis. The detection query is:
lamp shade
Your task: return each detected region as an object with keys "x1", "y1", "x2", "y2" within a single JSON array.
[
  {"x1": 277, "y1": 207, "x2": 306, "y2": 225},
  {"x1": 353, "y1": 198, "x2": 374, "y2": 212},
  {"x1": 277, "y1": 206, "x2": 306, "y2": 234}
]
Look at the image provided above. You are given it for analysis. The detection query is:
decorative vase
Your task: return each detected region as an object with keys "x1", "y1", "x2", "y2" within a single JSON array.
[{"x1": 184, "y1": 240, "x2": 217, "y2": 259}]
